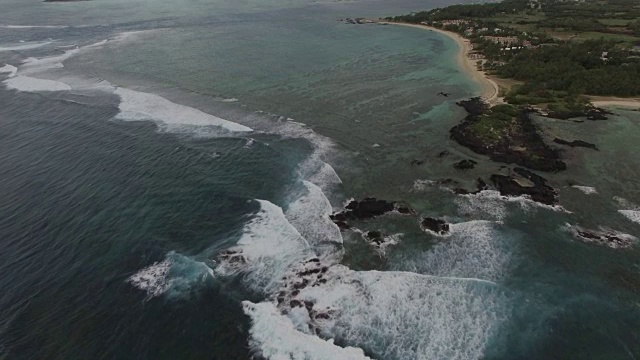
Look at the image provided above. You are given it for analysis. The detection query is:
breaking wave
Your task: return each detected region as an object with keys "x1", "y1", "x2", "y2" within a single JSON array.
[
  {"x1": 243, "y1": 301, "x2": 373, "y2": 360},
  {"x1": 393, "y1": 220, "x2": 513, "y2": 282},
  {"x1": 127, "y1": 252, "x2": 214, "y2": 300},
  {"x1": 0, "y1": 40, "x2": 53, "y2": 52},
  {"x1": 456, "y1": 190, "x2": 570, "y2": 221},
  {"x1": 614, "y1": 197, "x2": 640, "y2": 225}
]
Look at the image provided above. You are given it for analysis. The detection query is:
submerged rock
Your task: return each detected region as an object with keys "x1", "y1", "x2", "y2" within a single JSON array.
[
  {"x1": 490, "y1": 167, "x2": 558, "y2": 205},
  {"x1": 553, "y1": 138, "x2": 598, "y2": 150},
  {"x1": 453, "y1": 159, "x2": 477, "y2": 170},
  {"x1": 420, "y1": 217, "x2": 450, "y2": 235},
  {"x1": 437, "y1": 150, "x2": 449, "y2": 158},
  {"x1": 566, "y1": 224, "x2": 636, "y2": 249},
  {"x1": 454, "y1": 177, "x2": 489, "y2": 195}
]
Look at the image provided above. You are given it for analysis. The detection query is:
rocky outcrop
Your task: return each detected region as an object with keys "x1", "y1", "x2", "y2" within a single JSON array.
[
  {"x1": 450, "y1": 98, "x2": 566, "y2": 172},
  {"x1": 330, "y1": 198, "x2": 413, "y2": 230},
  {"x1": 453, "y1": 177, "x2": 489, "y2": 195},
  {"x1": 547, "y1": 107, "x2": 611, "y2": 121},
  {"x1": 553, "y1": 138, "x2": 598, "y2": 150},
  {"x1": 567, "y1": 225, "x2": 636, "y2": 249},
  {"x1": 490, "y1": 167, "x2": 558, "y2": 205},
  {"x1": 420, "y1": 217, "x2": 450, "y2": 235}
]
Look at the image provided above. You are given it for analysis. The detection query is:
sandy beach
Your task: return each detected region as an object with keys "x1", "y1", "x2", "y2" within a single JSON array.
[
  {"x1": 589, "y1": 96, "x2": 640, "y2": 110},
  {"x1": 380, "y1": 22, "x2": 501, "y2": 104}
]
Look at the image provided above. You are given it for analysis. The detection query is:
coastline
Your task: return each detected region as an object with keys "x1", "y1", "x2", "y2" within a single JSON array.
[
  {"x1": 589, "y1": 96, "x2": 640, "y2": 110},
  {"x1": 380, "y1": 21, "x2": 501, "y2": 105}
]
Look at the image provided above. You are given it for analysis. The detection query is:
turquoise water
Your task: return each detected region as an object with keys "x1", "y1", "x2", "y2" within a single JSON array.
[{"x1": 1, "y1": 0, "x2": 640, "y2": 359}]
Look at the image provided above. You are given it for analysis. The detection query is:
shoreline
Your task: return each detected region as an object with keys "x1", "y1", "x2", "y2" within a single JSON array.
[
  {"x1": 380, "y1": 21, "x2": 501, "y2": 105},
  {"x1": 589, "y1": 96, "x2": 640, "y2": 110}
]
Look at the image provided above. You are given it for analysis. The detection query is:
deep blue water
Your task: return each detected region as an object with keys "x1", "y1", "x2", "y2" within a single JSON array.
[{"x1": 1, "y1": 0, "x2": 640, "y2": 359}]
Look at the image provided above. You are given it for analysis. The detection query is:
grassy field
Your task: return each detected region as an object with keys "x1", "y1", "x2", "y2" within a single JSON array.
[{"x1": 483, "y1": 10, "x2": 640, "y2": 43}]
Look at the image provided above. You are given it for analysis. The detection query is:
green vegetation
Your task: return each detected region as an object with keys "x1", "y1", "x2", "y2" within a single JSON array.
[
  {"x1": 469, "y1": 104, "x2": 519, "y2": 143},
  {"x1": 386, "y1": 0, "x2": 640, "y2": 112},
  {"x1": 498, "y1": 39, "x2": 640, "y2": 97}
]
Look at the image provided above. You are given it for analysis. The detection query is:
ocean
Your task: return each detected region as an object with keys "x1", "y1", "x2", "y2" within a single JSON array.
[{"x1": 1, "y1": 0, "x2": 640, "y2": 359}]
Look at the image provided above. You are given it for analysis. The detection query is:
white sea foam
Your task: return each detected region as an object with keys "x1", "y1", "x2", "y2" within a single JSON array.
[
  {"x1": 0, "y1": 64, "x2": 18, "y2": 77},
  {"x1": 215, "y1": 200, "x2": 312, "y2": 293},
  {"x1": 219, "y1": 201, "x2": 509, "y2": 359},
  {"x1": 572, "y1": 185, "x2": 597, "y2": 194},
  {"x1": 244, "y1": 138, "x2": 256, "y2": 148},
  {"x1": 19, "y1": 47, "x2": 80, "y2": 75},
  {"x1": 128, "y1": 252, "x2": 214, "y2": 299},
  {"x1": 456, "y1": 190, "x2": 570, "y2": 221},
  {"x1": 242, "y1": 301, "x2": 372, "y2": 360},
  {"x1": 285, "y1": 181, "x2": 343, "y2": 255},
  {"x1": 114, "y1": 87, "x2": 253, "y2": 132},
  {"x1": 377, "y1": 233, "x2": 403, "y2": 256},
  {"x1": 614, "y1": 196, "x2": 639, "y2": 210},
  {"x1": 0, "y1": 24, "x2": 67, "y2": 29},
  {"x1": 613, "y1": 197, "x2": 640, "y2": 224},
  {"x1": 619, "y1": 210, "x2": 640, "y2": 225},
  {"x1": 4, "y1": 75, "x2": 72, "y2": 91},
  {"x1": 128, "y1": 259, "x2": 172, "y2": 298},
  {"x1": 563, "y1": 223, "x2": 637, "y2": 249},
  {"x1": 399, "y1": 220, "x2": 511, "y2": 282},
  {"x1": 412, "y1": 179, "x2": 438, "y2": 191},
  {"x1": 294, "y1": 265, "x2": 506, "y2": 360},
  {"x1": 0, "y1": 41, "x2": 52, "y2": 51}
]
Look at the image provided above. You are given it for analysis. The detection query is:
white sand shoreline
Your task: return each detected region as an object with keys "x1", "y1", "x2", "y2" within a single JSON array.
[
  {"x1": 380, "y1": 21, "x2": 501, "y2": 104},
  {"x1": 589, "y1": 96, "x2": 640, "y2": 110}
]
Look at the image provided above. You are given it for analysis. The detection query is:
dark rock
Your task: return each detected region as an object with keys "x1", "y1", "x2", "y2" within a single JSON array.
[
  {"x1": 315, "y1": 313, "x2": 331, "y2": 320},
  {"x1": 410, "y1": 159, "x2": 425, "y2": 166},
  {"x1": 437, "y1": 150, "x2": 449, "y2": 158},
  {"x1": 334, "y1": 220, "x2": 350, "y2": 230},
  {"x1": 420, "y1": 217, "x2": 450, "y2": 235},
  {"x1": 437, "y1": 92, "x2": 451, "y2": 97},
  {"x1": 304, "y1": 301, "x2": 314, "y2": 311},
  {"x1": 450, "y1": 98, "x2": 566, "y2": 172},
  {"x1": 365, "y1": 230, "x2": 383, "y2": 241},
  {"x1": 298, "y1": 267, "x2": 322, "y2": 276},
  {"x1": 453, "y1": 178, "x2": 488, "y2": 195},
  {"x1": 490, "y1": 167, "x2": 558, "y2": 205},
  {"x1": 569, "y1": 225, "x2": 635, "y2": 249},
  {"x1": 290, "y1": 300, "x2": 303, "y2": 308},
  {"x1": 453, "y1": 159, "x2": 477, "y2": 170},
  {"x1": 363, "y1": 230, "x2": 388, "y2": 246},
  {"x1": 293, "y1": 279, "x2": 309, "y2": 290},
  {"x1": 330, "y1": 198, "x2": 396, "y2": 228},
  {"x1": 547, "y1": 106, "x2": 611, "y2": 121},
  {"x1": 476, "y1": 177, "x2": 489, "y2": 191},
  {"x1": 553, "y1": 138, "x2": 598, "y2": 150},
  {"x1": 396, "y1": 206, "x2": 413, "y2": 214},
  {"x1": 438, "y1": 178, "x2": 458, "y2": 185}
]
